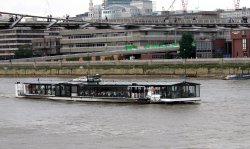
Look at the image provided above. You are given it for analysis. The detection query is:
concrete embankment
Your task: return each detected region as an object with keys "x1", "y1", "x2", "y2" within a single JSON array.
[{"x1": 1, "y1": 58, "x2": 250, "y2": 78}]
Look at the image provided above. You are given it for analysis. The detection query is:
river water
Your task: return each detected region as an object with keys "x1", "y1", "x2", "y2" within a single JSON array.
[{"x1": 0, "y1": 77, "x2": 250, "y2": 148}]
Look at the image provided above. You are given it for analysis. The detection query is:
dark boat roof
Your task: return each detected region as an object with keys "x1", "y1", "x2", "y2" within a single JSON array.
[{"x1": 23, "y1": 80, "x2": 200, "y2": 86}]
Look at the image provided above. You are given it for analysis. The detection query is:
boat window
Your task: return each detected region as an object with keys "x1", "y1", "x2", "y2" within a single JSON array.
[
  {"x1": 89, "y1": 87, "x2": 96, "y2": 96},
  {"x1": 129, "y1": 86, "x2": 145, "y2": 99},
  {"x1": 72, "y1": 86, "x2": 77, "y2": 93},
  {"x1": 154, "y1": 87, "x2": 160, "y2": 94},
  {"x1": 96, "y1": 86, "x2": 128, "y2": 98},
  {"x1": 174, "y1": 86, "x2": 182, "y2": 98},
  {"x1": 166, "y1": 86, "x2": 172, "y2": 98},
  {"x1": 78, "y1": 86, "x2": 84, "y2": 96},
  {"x1": 196, "y1": 85, "x2": 200, "y2": 97},
  {"x1": 54, "y1": 85, "x2": 71, "y2": 97},
  {"x1": 46, "y1": 85, "x2": 52, "y2": 95},
  {"x1": 55, "y1": 85, "x2": 61, "y2": 96},
  {"x1": 60, "y1": 85, "x2": 66, "y2": 96},
  {"x1": 52, "y1": 85, "x2": 55, "y2": 95},
  {"x1": 25, "y1": 84, "x2": 30, "y2": 94},
  {"x1": 160, "y1": 87, "x2": 166, "y2": 98},
  {"x1": 56, "y1": 85, "x2": 69, "y2": 97},
  {"x1": 27, "y1": 84, "x2": 33, "y2": 94},
  {"x1": 64, "y1": 85, "x2": 71, "y2": 97},
  {"x1": 32, "y1": 84, "x2": 45, "y2": 95},
  {"x1": 78, "y1": 86, "x2": 96, "y2": 97},
  {"x1": 172, "y1": 86, "x2": 177, "y2": 92}
]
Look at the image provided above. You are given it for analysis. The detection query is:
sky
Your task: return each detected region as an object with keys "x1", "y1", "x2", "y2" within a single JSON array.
[{"x1": 0, "y1": 0, "x2": 250, "y2": 17}]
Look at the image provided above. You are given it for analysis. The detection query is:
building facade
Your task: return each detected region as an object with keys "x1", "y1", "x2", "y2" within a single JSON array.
[
  {"x1": 196, "y1": 38, "x2": 215, "y2": 58},
  {"x1": 231, "y1": 30, "x2": 250, "y2": 57},
  {"x1": 104, "y1": 0, "x2": 131, "y2": 8},
  {"x1": 32, "y1": 38, "x2": 61, "y2": 57},
  {"x1": 219, "y1": 7, "x2": 250, "y2": 19},
  {"x1": 0, "y1": 27, "x2": 61, "y2": 60},
  {"x1": 0, "y1": 27, "x2": 46, "y2": 60},
  {"x1": 130, "y1": 0, "x2": 153, "y2": 16},
  {"x1": 196, "y1": 38, "x2": 227, "y2": 58},
  {"x1": 102, "y1": 5, "x2": 140, "y2": 19},
  {"x1": 59, "y1": 27, "x2": 234, "y2": 60},
  {"x1": 89, "y1": 0, "x2": 153, "y2": 20},
  {"x1": 60, "y1": 28, "x2": 176, "y2": 60}
]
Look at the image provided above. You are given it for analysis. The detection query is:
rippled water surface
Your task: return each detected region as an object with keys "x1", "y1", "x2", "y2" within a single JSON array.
[{"x1": 1, "y1": 77, "x2": 250, "y2": 148}]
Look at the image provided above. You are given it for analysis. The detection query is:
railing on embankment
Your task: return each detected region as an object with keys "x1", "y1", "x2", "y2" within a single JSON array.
[{"x1": 1, "y1": 58, "x2": 250, "y2": 77}]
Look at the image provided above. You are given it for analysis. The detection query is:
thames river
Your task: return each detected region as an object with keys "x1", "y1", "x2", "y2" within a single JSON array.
[{"x1": 1, "y1": 77, "x2": 250, "y2": 148}]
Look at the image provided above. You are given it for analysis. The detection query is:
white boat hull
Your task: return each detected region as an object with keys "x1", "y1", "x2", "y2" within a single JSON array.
[
  {"x1": 16, "y1": 94, "x2": 200, "y2": 104},
  {"x1": 159, "y1": 97, "x2": 201, "y2": 103}
]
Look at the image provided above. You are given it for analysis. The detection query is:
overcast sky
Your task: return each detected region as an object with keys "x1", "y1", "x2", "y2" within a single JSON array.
[{"x1": 0, "y1": 0, "x2": 249, "y2": 17}]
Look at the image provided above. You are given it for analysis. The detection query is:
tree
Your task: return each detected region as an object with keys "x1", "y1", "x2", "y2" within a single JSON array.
[
  {"x1": 179, "y1": 32, "x2": 195, "y2": 58},
  {"x1": 14, "y1": 44, "x2": 33, "y2": 59},
  {"x1": 118, "y1": 54, "x2": 124, "y2": 60}
]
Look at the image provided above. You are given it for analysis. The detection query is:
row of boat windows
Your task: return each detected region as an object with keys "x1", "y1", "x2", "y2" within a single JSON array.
[{"x1": 25, "y1": 84, "x2": 200, "y2": 99}]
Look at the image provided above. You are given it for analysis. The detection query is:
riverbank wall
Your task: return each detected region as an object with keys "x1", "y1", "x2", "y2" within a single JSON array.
[{"x1": 1, "y1": 58, "x2": 250, "y2": 78}]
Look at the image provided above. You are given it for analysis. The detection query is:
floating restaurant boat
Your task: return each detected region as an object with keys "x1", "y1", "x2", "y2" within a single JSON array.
[{"x1": 15, "y1": 75, "x2": 201, "y2": 104}]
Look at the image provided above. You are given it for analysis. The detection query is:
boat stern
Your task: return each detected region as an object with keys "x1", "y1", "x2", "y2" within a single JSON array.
[{"x1": 15, "y1": 82, "x2": 25, "y2": 97}]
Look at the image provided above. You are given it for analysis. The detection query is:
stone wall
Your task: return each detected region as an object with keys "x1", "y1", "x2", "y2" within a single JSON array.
[{"x1": 1, "y1": 64, "x2": 250, "y2": 78}]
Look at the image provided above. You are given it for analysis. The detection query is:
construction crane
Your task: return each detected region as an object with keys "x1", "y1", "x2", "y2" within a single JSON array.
[
  {"x1": 166, "y1": 0, "x2": 177, "y2": 11},
  {"x1": 234, "y1": 0, "x2": 240, "y2": 9},
  {"x1": 165, "y1": 0, "x2": 188, "y2": 11}
]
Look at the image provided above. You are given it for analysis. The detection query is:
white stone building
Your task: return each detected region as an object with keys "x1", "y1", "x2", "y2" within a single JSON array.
[{"x1": 88, "y1": 0, "x2": 153, "y2": 20}]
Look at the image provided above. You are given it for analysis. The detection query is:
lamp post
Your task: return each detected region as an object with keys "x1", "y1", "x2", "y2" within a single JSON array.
[
  {"x1": 184, "y1": 48, "x2": 186, "y2": 82},
  {"x1": 174, "y1": 28, "x2": 177, "y2": 45}
]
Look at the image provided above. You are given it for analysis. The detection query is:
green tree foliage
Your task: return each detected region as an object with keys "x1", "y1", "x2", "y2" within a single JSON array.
[
  {"x1": 105, "y1": 56, "x2": 114, "y2": 61},
  {"x1": 118, "y1": 55, "x2": 124, "y2": 60},
  {"x1": 84, "y1": 56, "x2": 91, "y2": 61},
  {"x1": 179, "y1": 32, "x2": 196, "y2": 58},
  {"x1": 96, "y1": 56, "x2": 100, "y2": 61},
  {"x1": 66, "y1": 57, "x2": 79, "y2": 61},
  {"x1": 14, "y1": 44, "x2": 33, "y2": 59}
]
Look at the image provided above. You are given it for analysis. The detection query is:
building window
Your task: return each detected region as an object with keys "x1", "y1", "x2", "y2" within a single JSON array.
[{"x1": 243, "y1": 38, "x2": 247, "y2": 50}]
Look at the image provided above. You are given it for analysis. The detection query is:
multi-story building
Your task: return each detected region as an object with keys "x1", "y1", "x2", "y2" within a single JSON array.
[
  {"x1": 130, "y1": 0, "x2": 153, "y2": 16},
  {"x1": 219, "y1": 7, "x2": 250, "y2": 19},
  {"x1": 191, "y1": 28, "x2": 231, "y2": 58},
  {"x1": 0, "y1": 27, "x2": 61, "y2": 60},
  {"x1": 196, "y1": 38, "x2": 227, "y2": 58},
  {"x1": 196, "y1": 37, "x2": 215, "y2": 58},
  {"x1": 102, "y1": 5, "x2": 141, "y2": 19},
  {"x1": 104, "y1": 0, "x2": 131, "y2": 8},
  {"x1": 90, "y1": 0, "x2": 153, "y2": 20},
  {"x1": 0, "y1": 27, "x2": 46, "y2": 60},
  {"x1": 231, "y1": 29, "x2": 250, "y2": 57},
  {"x1": 32, "y1": 38, "x2": 61, "y2": 57},
  {"x1": 59, "y1": 27, "x2": 233, "y2": 60},
  {"x1": 60, "y1": 28, "x2": 175, "y2": 60}
]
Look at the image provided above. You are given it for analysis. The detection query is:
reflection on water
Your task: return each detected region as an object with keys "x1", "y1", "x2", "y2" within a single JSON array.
[{"x1": 0, "y1": 77, "x2": 250, "y2": 148}]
